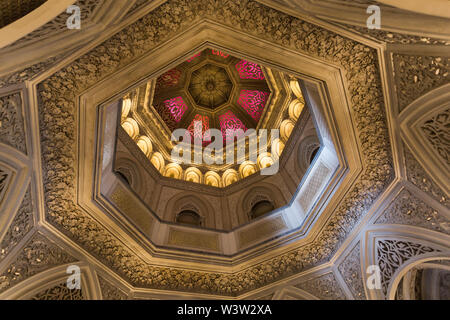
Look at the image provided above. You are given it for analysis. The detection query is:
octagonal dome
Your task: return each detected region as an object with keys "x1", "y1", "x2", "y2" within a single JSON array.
[{"x1": 150, "y1": 48, "x2": 272, "y2": 146}]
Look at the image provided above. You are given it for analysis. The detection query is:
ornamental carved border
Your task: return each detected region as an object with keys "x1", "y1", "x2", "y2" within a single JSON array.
[
  {"x1": 393, "y1": 54, "x2": 450, "y2": 112},
  {"x1": 37, "y1": 0, "x2": 393, "y2": 296}
]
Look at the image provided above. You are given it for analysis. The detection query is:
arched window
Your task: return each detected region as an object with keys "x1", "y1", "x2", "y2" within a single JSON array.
[
  {"x1": 116, "y1": 170, "x2": 130, "y2": 185},
  {"x1": 250, "y1": 200, "x2": 274, "y2": 219},
  {"x1": 176, "y1": 210, "x2": 202, "y2": 226},
  {"x1": 310, "y1": 146, "x2": 320, "y2": 164}
]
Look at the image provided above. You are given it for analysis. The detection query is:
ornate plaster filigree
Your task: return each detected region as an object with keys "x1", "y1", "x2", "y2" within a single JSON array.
[
  {"x1": 337, "y1": 242, "x2": 366, "y2": 300},
  {"x1": 294, "y1": 272, "x2": 346, "y2": 300},
  {"x1": 31, "y1": 281, "x2": 84, "y2": 300},
  {"x1": 439, "y1": 271, "x2": 450, "y2": 300},
  {"x1": 376, "y1": 239, "x2": 439, "y2": 295},
  {"x1": 37, "y1": 0, "x2": 393, "y2": 295},
  {"x1": 0, "y1": 186, "x2": 34, "y2": 262},
  {"x1": 0, "y1": 233, "x2": 76, "y2": 293},
  {"x1": 404, "y1": 147, "x2": 449, "y2": 208},
  {"x1": 0, "y1": 91, "x2": 26, "y2": 153},
  {"x1": 256, "y1": 292, "x2": 275, "y2": 300},
  {"x1": 339, "y1": 24, "x2": 450, "y2": 46},
  {"x1": 394, "y1": 54, "x2": 450, "y2": 112},
  {"x1": 421, "y1": 108, "x2": 450, "y2": 166},
  {"x1": 376, "y1": 189, "x2": 449, "y2": 234},
  {"x1": 127, "y1": 0, "x2": 150, "y2": 16},
  {"x1": 98, "y1": 276, "x2": 128, "y2": 300}
]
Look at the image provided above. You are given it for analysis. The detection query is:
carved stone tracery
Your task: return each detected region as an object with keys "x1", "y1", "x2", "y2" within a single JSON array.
[
  {"x1": 376, "y1": 239, "x2": 439, "y2": 295},
  {"x1": 376, "y1": 189, "x2": 449, "y2": 234},
  {"x1": 6, "y1": 0, "x2": 102, "y2": 48},
  {"x1": 420, "y1": 108, "x2": 450, "y2": 166},
  {"x1": 337, "y1": 242, "x2": 366, "y2": 300},
  {"x1": 294, "y1": 272, "x2": 346, "y2": 300},
  {"x1": 31, "y1": 282, "x2": 84, "y2": 300},
  {"x1": 404, "y1": 147, "x2": 449, "y2": 209}
]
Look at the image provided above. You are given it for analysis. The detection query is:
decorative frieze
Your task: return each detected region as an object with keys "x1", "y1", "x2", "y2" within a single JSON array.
[
  {"x1": 0, "y1": 92, "x2": 26, "y2": 153},
  {"x1": 340, "y1": 24, "x2": 449, "y2": 47},
  {"x1": 0, "y1": 55, "x2": 62, "y2": 87},
  {"x1": 0, "y1": 187, "x2": 34, "y2": 262},
  {"x1": 337, "y1": 242, "x2": 366, "y2": 300}
]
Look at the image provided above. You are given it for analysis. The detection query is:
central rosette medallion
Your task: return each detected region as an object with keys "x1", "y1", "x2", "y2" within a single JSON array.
[{"x1": 188, "y1": 64, "x2": 233, "y2": 109}]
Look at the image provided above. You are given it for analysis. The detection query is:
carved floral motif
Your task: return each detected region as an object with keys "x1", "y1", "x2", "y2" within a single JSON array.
[
  {"x1": 376, "y1": 239, "x2": 438, "y2": 295},
  {"x1": 337, "y1": 242, "x2": 366, "y2": 300},
  {"x1": 376, "y1": 189, "x2": 449, "y2": 234},
  {"x1": 155, "y1": 68, "x2": 182, "y2": 92},
  {"x1": 0, "y1": 92, "x2": 26, "y2": 153},
  {"x1": 0, "y1": 187, "x2": 34, "y2": 262},
  {"x1": 341, "y1": 24, "x2": 450, "y2": 46},
  {"x1": 404, "y1": 147, "x2": 449, "y2": 208},
  {"x1": 421, "y1": 109, "x2": 450, "y2": 166},
  {"x1": 6, "y1": 0, "x2": 102, "y2": 47},
  {"x1": 163, "y1": 96, "x2": 188, "y2": 122}
]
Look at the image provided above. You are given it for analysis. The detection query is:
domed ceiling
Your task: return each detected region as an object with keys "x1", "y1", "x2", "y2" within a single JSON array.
[
  {"x1": 119, "y1": 47, "x2": 304, "y2": 188},
  {"x1": 151, "y1": 48, "x2": 271, "y2": 144}
]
